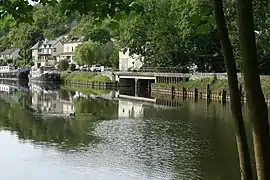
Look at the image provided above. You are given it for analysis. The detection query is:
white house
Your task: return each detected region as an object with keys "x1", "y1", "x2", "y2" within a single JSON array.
[
  {"x1": 0, "y1": 48, "x2": 20, "y2": 60},
  {"x1": 60, "y1": 37, "x2": 84, "y2": 64},
  {"x1": 119, "y1": 49, "x2": 144, "y2": 71},
  {"x1": 31, "y1": 38, "x2": 64, "y2": 66}
]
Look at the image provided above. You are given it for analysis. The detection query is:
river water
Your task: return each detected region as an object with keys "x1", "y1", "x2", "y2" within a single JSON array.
[{"x1": 0, "y1": 83, "x2": 252, "y2": 180}]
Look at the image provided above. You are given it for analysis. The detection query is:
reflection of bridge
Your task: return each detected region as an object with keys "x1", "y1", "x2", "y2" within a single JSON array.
[{"x1": 117, "y1": 96, "x2": 181, "y2": 119}]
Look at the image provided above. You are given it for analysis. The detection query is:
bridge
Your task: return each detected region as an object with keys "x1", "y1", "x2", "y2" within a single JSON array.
[{"x1": 103, "y1": 67, "x2": 229, "y2": 90}]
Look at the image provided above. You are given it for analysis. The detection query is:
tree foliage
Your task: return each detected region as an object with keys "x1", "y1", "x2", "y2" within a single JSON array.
[
  {"x1": 75, "y1": 41, "x2": 106, "y2": 65},
  {"x1": 59, "y1": 59, "x2": 69, "y2": 71},
  {"x1": 8, "y1": 23, "x2": 44, "y2": 60},
  {"x1": 86, "y1": 28, "x2": 112, "y2": 44}
]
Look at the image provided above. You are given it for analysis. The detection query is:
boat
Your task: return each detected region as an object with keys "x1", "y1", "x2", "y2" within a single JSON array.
[
  {"x1": 29, "y1": 66, "x2": 61, "y2": 83},
  {"x1": 0, "y1": 66, "x2": 30, "y2": 80}
]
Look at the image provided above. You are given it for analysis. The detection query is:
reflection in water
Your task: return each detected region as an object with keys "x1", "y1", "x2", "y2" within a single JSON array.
[
  {"x1": 119, "y1": 86, "x2": 153, "y2": 99},
  {"x1": 0, "y1": 83, "x2": 242, "y2": 180}
]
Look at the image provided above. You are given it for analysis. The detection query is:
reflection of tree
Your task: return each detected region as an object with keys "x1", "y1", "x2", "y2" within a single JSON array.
[
  {"x1": 0, "y1": 99, "x2": 100, "y2": 150},
  {"x1": 143, "y1": 102, "x2": 240, "y2": 180},
  {"x1": 74, "y1": 97, "x2": 118, "y2": 120}
]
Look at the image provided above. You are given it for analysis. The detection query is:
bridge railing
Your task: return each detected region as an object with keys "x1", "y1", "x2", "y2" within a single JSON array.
[{"x1": 112, "y1": 67, "x2": 189, "y2": 73}]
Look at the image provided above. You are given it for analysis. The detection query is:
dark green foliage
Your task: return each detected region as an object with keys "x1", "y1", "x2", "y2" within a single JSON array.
[
  {"x1": 0, "y1": 60, "x2": 7, "y2": 66},
  {"x1": 6, "y1": 59, "x2": 13, "y2": 64},
  {"x1": 109, "y1": 44, "x2": 119, "y2": 68},
  {"x1": 86, "y1": 28, "x2": 112, "y2": 44},
  {"x1": 59, "y1": 60, "x2": 69, "y2": 71}
]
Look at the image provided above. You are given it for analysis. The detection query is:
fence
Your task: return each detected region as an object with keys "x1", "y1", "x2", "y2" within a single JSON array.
[{"x1": 151, "y1": 84, "x2": 270, "y2": 104}]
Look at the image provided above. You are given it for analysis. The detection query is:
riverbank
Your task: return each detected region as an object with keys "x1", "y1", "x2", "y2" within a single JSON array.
[
  {"x1": 60, "y1": 71, "x2": 117, "y2": 88},
  {"x1": 61, "y1": 85, "x2": 111, "y2": 95},
  {"x1": 151, "y1": 77, "x2": 270, "y2": 103}
]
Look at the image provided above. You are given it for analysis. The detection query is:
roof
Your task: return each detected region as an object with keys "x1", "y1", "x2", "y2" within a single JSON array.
[
  {"x1": 0, "y1": 48, "x2": 19, "y2": 55},
  {"x1": 31, "y1": 39, "x2": 61, "y2": 50},
  {"x1": 31, "y1": 41, "x2": 43, "y2": 50}
]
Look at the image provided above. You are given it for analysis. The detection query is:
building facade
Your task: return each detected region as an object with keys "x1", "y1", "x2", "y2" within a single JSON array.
[
  {"x1": 60, "y1": 37, "x2": 84, "y2": 64},
  {"x1": 31, "y1": 39, "x2": 64, "y2": 66},
  {"x1": 119, "y1": 49, "x2": 144, "y2": 71},
  {"x1": 0, "y1": 48, "x2": 20, "y2": 60}
]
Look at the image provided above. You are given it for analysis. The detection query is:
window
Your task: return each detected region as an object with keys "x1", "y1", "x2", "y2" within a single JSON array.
[
  {"x1": 67, "y1": 47, "x2": 69, "y2": 52},
  {"x1": 38, "y1": 49, "x2": 41, "y2": 52},
  {"x1": 53, "y1": 48, "x2": 56, "y2": 52},
  {"x1": 72, "y1": 47, "x2": 74, "y2": 52}
]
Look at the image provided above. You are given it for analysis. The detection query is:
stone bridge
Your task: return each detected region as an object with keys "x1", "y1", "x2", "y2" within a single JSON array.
[{"x1": 101, "y1": 70, "x2": 230, "y2": 89}]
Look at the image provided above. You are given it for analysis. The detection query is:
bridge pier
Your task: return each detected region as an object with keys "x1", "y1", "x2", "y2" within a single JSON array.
[{"x1": 135, "y1": 79, "x2": 138, "y2": 97}]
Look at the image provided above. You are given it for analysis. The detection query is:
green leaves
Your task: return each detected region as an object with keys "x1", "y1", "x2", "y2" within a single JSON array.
[
  {"x1": 189, "y1": 15, "x2": 202, "y2": 25},
  {"x1": 75, "y1": 40, "x2": 106, "y2": 65},
  {"x1": 196, "y1": 23, "x2": 211, "y2": 34}
]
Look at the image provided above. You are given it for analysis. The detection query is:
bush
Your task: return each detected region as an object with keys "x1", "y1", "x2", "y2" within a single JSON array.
[
  {"x1": 59, "y1": 60, "x2": 69, "y2": 71},
  {"x1": 69, "y1": 64, "x2": 76, "y2": 71},
  {"x1": 0, "y1": 60, "x2": 7, "y2": 66},
  {"x1": 6, "y1": 59, "x2": 13, "y2": 64}
]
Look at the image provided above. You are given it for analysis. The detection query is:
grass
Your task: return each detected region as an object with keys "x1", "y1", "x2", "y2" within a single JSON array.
[
  {"x1": 60, "y1": 71, "x2": 112, "y2": 83},
  {"x1": 61, "y1": 85, "x2": 111, "y2": 95},
  {"x1": 152, "y1": 78, "x2": 214, "y2": 89},
  {"x1": 153, "y1": 77, "x2": 270, "y2": 95}
]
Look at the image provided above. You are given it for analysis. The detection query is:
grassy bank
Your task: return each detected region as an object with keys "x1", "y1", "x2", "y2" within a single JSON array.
[
  {"x1": 152, "y1": 77, "x2": 270, "y2": 95},
  {"x1": 60, "y1": 71, "x2": 112, "y2": 83},
  {"x1": 152, "y1": 78, "x2": 229, "y2": 92},
  {"x1": 61, "y1": 85, "x2": 111, "y2": 95}
]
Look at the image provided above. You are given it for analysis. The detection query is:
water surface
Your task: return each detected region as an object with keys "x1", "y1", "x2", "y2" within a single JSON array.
[{"x1": 0, "y1": 83, "x2": 241, "y2": 180}]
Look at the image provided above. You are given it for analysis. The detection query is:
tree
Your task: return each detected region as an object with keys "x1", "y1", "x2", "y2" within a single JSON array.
[
  {"x1": 212, "y1": 0, "x2": 253, "y2": 179},
  {"x1": 0, "y1": 60, "x2": 7, "y2": 66},
  {"x1": 86, "y1": 28, "x2": 112, "y2": 44},
  {"x1": 75, "y1": 40, "x2": 106, "y2": 65},
  {"x1": 68, "y1": 14, "x2": 95, "y2": 39},
  {"x1": 8, "y1": 23, "x2": 44, "y2": 60},
  {"x1": 33, "y1": 3, "x2": 75, "y2": 39},
  {"x1": 236, "y1": 0, "x2": 270, "y2": 179},
  {"x1": 58, "y1": 60, "x2": 69, "y2": 71}
]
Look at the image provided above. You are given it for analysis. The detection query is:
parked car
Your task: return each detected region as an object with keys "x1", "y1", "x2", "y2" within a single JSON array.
[{"x1": 90, "y1": 64, "x2": 102, "y2": 72}]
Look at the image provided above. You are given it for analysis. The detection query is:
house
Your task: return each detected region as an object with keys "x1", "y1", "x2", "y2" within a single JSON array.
[
  {"x1": 119, "y1": 49, "x2": 144, "y2": 71},
  {"x1": 31, "y1": 38, "x2": 64, "y2": 66},
  {"x1": 0, "y1": 48, "x2": 20, "y2": 60},
  {"x1": 60, "y1": 37, "x2": 84, "y2": 64}
]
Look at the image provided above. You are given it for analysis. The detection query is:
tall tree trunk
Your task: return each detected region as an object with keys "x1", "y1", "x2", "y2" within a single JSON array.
[
  {"x1": 235, "y1": 0, "x2": 270, "y2": 179},
  {"x1": 212, "y1": 0, "x2": 253, "y2": 179}
]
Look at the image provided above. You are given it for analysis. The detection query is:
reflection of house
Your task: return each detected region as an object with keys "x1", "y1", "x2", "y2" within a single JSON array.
[
  {"x1": 119, "y1": 49, "x2": 144, "y2": 71},
  {"x1": 0, "y1": 84, "x2": 10, "y2": 92},
  {"x1": 0, "y1": 48, "x2": 20, "y2": 60},
  {"x1": 31, "y1": 39, "x2": 64, "y2": 66},
  {"x1": 118, "y1": 99, "x2": 144, "y2": 119},
  {"x1": 31, "y1": 89, "x2": 75, "y2": 116},
  {"x1": 60, "y1": 37, "x2": 84, "y2": 64}
]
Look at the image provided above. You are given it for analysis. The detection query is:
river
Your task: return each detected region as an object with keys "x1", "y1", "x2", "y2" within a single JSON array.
[{"x1": 0, "y1": 82, "x2": 254, "y2": 180}]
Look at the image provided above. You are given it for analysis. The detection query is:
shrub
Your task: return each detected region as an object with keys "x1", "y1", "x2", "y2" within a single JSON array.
[
  {"x1": 69, "y1": 64, "x2": 76, "y2": 71},
  {"x1": 6, "y1": 59, "x2": 13, "y2": 64},
  {"x1": 59, "y1": 59, "x2": 69, "y2": 71},
  {"x1": 0, "y1": 60, "x2": 7, "y2": 66}
]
